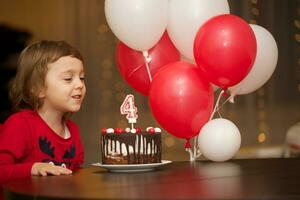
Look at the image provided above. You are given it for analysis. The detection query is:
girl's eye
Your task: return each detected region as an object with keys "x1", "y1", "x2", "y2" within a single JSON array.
[
  {"x1": 64, "y1": 78, "x2": 72, "y2": 81},
  {"x1": 80, "y1": 77, "x2": 85, "y2": 81}
]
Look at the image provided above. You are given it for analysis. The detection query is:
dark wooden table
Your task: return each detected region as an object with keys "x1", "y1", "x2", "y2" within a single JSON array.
[{"x1": 3, "y1": 158, "x2": 300, "y2": 200}]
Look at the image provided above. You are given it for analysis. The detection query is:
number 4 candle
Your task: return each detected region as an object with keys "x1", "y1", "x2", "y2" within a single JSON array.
[{"x1": 120, "y1": 94, "x2": 138, "y2": 129}]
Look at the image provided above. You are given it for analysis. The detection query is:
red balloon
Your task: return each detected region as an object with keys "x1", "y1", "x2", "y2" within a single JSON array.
[
  {"x1": 149, "y1": 61, "x2": 214, "y2": 141},
  {"x1": 193, "y1": 14, "x2": 257, "y2": 90},
  {"x1": 116, "y1": 32, "x2": 180, "y2": 96}
]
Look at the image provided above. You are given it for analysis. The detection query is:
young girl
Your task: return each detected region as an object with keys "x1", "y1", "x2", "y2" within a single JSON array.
[{"x1": 0, "y1": 40, "x2": 86, "y2": 185}]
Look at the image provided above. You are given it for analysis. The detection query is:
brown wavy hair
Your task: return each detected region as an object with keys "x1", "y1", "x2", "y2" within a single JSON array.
[{"x1": 10, "y1": 40, "x2": 84, "y2": 112}]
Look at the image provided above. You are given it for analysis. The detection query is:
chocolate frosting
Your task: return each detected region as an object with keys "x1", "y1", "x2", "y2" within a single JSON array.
[{"x1": 101, "y1": 132, "x2": 161, "y2": 164}]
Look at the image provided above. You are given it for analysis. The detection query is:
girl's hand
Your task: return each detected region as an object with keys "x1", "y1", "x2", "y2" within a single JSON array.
[{"x1": 31, "y1": 162, "x2": 72, "y2": 176}]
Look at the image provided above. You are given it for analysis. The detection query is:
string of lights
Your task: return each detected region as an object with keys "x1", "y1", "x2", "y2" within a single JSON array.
[{"x1": 249, "y1": 0, "x2": 268, "y2": 144}]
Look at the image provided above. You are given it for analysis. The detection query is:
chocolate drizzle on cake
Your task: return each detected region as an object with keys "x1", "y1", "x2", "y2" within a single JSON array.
[{"x1": 101, "y1": 130, "x2": 162, "y2": 164}]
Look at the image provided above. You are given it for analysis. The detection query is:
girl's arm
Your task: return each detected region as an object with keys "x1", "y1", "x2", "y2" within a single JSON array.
[
  {"x1": 0, "y1": 115, "x2": 72, "y2": 185},
  {"x1": 0, "y1": 114, "x2": 34, "y2": 184}
]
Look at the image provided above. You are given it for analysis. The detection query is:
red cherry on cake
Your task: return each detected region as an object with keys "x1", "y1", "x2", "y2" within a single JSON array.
[
  {"x1": 147, "y1": 127, "x2": 155, "y2": 134},
  {"x1": 136, "y1": 127, "x2": 142, "y2": 133},
  {"x1": 114, "y1": 128, "x2": 123, "y2": 134},
  {"x1": 101, "y1": 128, "x2": 107, "y2": 135}
]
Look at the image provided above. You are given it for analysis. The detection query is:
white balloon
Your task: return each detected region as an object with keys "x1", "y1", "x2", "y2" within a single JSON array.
[
  {"x1": 229, "y1": 24, "x2": 278, "y2": 95},
  {"x1": 284, "y1": 122, "x2": 300, "y2": 157},
  {"x1": 167, "y1": 0, "x2": 230, "y2": 60},
  {"x1": 198, "y1": 118, "x2": 241, "y2": 162},
  {"x1": 286, "y1": 122, "x2": 300, "y2": 146},
  {"x1": 105, "y1": 0, "x2": 168, "y2": 51}
]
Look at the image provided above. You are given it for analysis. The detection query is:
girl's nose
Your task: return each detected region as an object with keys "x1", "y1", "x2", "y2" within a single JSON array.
[{"x1": 75, "y1": 77, "x2": 85, "y2": 89}]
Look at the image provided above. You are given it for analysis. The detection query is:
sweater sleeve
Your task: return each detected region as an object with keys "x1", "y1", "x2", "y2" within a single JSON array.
[{"x1": 0, "y1": 114, "x2": 34, "y2": 185}]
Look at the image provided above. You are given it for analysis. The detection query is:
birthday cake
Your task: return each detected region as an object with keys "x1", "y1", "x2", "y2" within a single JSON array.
[{"x1": 101, "y1": 127, "x2": 162, "y2": 164}]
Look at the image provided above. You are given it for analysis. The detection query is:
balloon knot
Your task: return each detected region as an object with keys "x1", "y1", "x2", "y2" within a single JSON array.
[
  {"x1": 142, "y1": 51, "x2": 152, "y2": 63},
  {"x1": 185, "y1": 139, "x2": 192, "y2": 149},
  {"x1": 222, "y1": 89, "x2": 228, "y2": 97}
]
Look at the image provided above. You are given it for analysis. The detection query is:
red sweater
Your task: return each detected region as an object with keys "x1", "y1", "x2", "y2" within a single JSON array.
[{"x1": 0, "y1": 109, "x2": 84, "y2": 185}]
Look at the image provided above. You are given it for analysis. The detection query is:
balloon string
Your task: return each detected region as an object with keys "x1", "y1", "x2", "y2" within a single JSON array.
[
  {"x1": 142, "y1": 50, "x2": 152, "y2": 82},
  {"x1": 192, "y1": 89, "x2": 225, "y2": 160},
  {"x1": 209, "y1": 90, "x2": 224, "y2": 121},
  {"x1": 191, "y1": 90, "x2": 232, "y2": 161},
  {"x1": 215, "y1": 93, "x2": 234, "y2": 114},
  {"x1": 185, "y1": 139, "x2": 198, "y2": 161},
  {"x1": 193, "y1": 134, "x2": 201, "y2": 159},
  {"x1": 185, "y1": 148, "x2": 196, "y2": 161}
]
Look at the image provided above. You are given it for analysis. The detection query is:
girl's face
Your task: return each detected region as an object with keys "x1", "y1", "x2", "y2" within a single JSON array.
[{"x1": 39, "y1": 56, "x2": 86, "y2": 115}]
